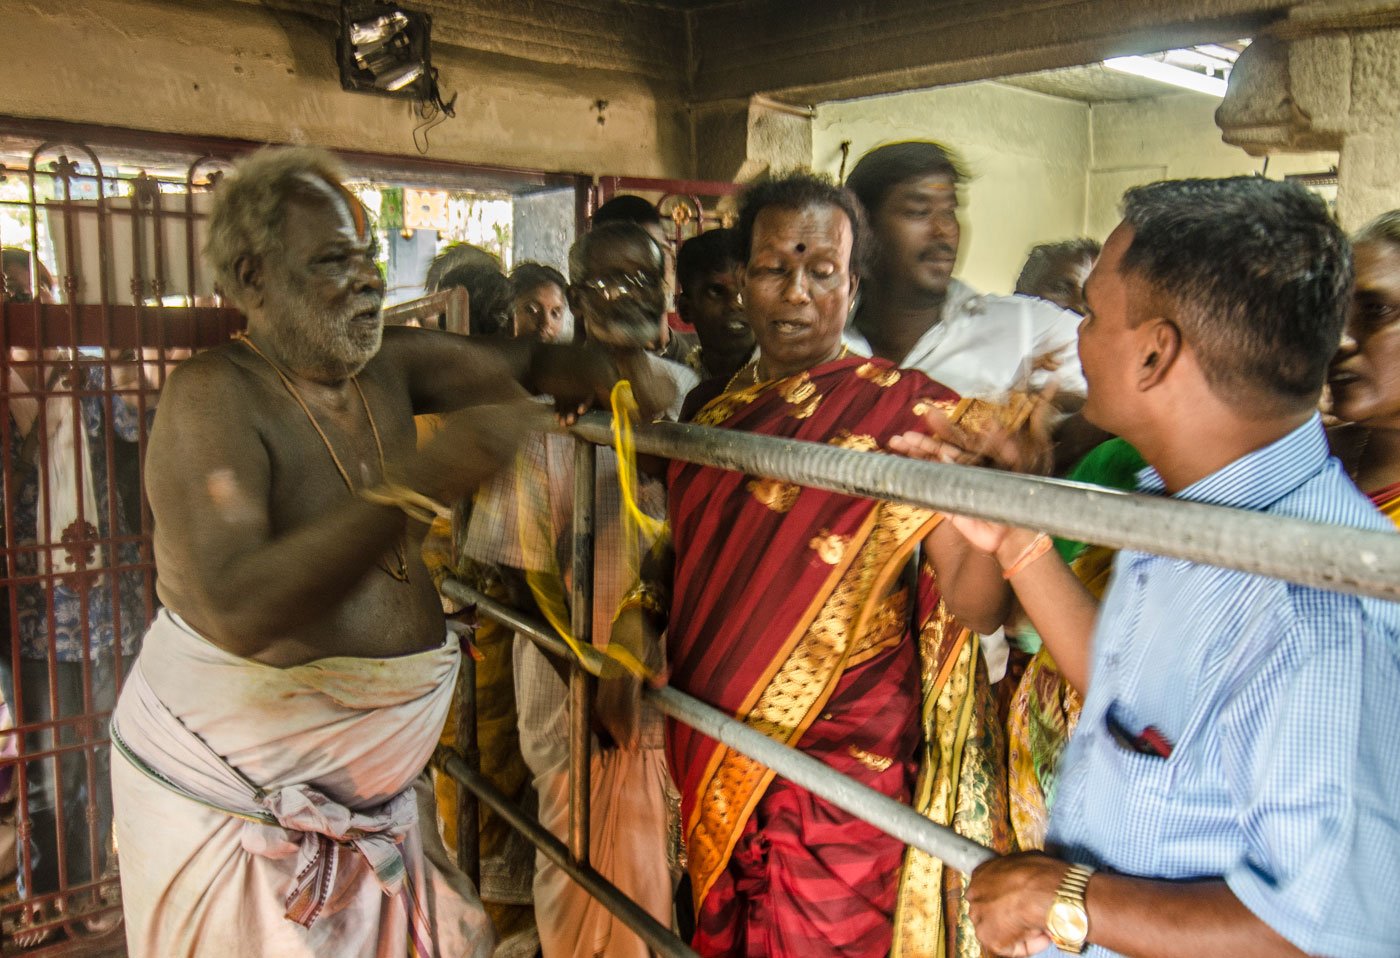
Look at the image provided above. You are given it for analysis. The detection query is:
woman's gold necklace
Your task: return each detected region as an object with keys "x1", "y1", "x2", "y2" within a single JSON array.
[
  {"x1": 234, "y1": 333, "x2": 410, "y2": 582},
  {"x1": 728, "y1": 343, "x2": 851, "y2": 392}
]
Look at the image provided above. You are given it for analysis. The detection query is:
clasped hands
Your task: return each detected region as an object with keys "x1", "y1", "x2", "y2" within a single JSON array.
[
  {"x1": 887, "y1": 385, "x2": 1056, "y2": 554},
  {"x1": 888, "y1": 380, "x2": 1076, "y2": 956}
]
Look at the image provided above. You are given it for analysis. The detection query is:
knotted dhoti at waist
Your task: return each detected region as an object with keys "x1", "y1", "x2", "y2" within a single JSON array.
[{"x1": 110, "y1": 609, "x2": 494, "y2": 958}]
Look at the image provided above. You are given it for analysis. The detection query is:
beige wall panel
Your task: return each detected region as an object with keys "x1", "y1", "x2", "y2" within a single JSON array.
[
  {"x1": 1088, "y1": 92, "x2": 1337, "y2": 232},
  {"x1": 1, "y1": 0, "x2": 690, "y2": 178},
  {"x1": 814, "y1": 81, "x2": 1340, "y2": 290},
  {"x1": 220, "y1": 0, "x2": 689, "y2": 84},
  {"x1": 813, "y1": 82, "x2": 1090, "y2": 295}
]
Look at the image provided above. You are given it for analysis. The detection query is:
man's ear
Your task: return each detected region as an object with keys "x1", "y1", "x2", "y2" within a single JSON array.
[
  {"x1": 1137, "y1": 317, "x2": 1181, "y2": 392},
  {"x1": 235, "y1": 254, "x2": 264, "y2": 309}
]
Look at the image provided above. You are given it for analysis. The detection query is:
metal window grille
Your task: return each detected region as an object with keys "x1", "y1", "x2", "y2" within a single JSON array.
[{"x1": 0, "y1": 136, "x2": 241, "y2": 953}]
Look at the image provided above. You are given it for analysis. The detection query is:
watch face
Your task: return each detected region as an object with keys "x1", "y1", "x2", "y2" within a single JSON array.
[{"x1": 1047, "y1": 900, "x2": 1089, "y2": 944}]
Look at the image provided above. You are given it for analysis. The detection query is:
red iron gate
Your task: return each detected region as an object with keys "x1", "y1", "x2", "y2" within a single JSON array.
[{"x1": 0, "y1": 138, "x2": 240, "y2": 954}]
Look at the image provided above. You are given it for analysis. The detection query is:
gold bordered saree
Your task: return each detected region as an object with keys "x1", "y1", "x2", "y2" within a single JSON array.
[{"x1": 664, "y1": 356, "x2": 1013, "y2": 957}]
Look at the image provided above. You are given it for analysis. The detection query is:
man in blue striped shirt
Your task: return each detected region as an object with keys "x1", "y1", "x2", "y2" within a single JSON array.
[{"x1": 899, "y1": 177, "x2": 1400, "y2": 957}]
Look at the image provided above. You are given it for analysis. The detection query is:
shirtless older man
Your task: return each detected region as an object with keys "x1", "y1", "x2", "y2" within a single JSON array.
[{"x1": 108, "y1": 147, "x2": 670, "y2": 958}]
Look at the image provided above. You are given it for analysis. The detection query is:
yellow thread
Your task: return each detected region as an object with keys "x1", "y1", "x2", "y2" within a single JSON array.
[
  {"x1": 610, "y1": 380, "x2": 666, "y2": 541},
  {"x1": 514, "y1": 381, "x2": 664, "y2": 681}
]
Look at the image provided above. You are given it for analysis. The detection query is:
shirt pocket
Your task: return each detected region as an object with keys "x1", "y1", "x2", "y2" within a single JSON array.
[{"x1": 1092, "y1": 698, "x2": 1182, "y2": 873}]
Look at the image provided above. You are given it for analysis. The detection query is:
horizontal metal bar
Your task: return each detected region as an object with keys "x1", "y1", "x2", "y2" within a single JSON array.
[
  {"x1": 2, "y1": 711, "x2": 115, "y2": 737},
  {"x1": 435, "y1": 749, "x2": 697, "y2": 958},
  {"x1": 0, "y1": 876, "x2": 122, "y2": 913},
  {"x1": 382, "y1": 289, "x2": 464, "y2": 326},
  {"x1": 445, "y1": 580, "x2": 995, "y2": 876},
  {"x1": 566, "y1": 414, "x2": 1400, "y2": 602},
  {"x1": 0, "y1": 898, "x2": 124, "y2": 933},
  {"x1": 645, "y1": 685, "x2": 995, "y2": 876},
  {"x1": 0, "y1": 736, "x2": 112, "y2": 764},
  {"x1": 440, "y1": 579, "x2": 584, "y2": 666}
]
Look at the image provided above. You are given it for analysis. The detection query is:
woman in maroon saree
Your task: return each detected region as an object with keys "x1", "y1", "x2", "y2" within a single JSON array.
[{"x1": 648, "y1": 175, "x2": 1014, "y2": 957}]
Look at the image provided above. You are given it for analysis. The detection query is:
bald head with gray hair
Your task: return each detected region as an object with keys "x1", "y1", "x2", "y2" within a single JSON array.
[{"x1": 205, "y1": 147, "x2": 355, "y2": 312}]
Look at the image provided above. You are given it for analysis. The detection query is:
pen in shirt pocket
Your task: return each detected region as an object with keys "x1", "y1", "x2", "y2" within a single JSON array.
[{"x1": 1105, "y1": 703, "x2": 1174, "y2": 759}]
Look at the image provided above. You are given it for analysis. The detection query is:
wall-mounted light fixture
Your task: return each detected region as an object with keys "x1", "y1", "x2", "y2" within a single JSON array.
[
  {"x1": 1104, "y1": 56, "x2": 1228, "y2": 97},
  {"x1": 338, "y1": 2, "x2": 440, "y2": 102},
  {"x1": 1104, "y1": 43, "x2": 1241, "y2": 99}
]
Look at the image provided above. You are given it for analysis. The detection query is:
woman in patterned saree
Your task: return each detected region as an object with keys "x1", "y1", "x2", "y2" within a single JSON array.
[
  {"x1": 1330, "y1": 210, "x2": 1400, "y2": 522},
  {"x1": 624, "y1": 173, "x2": 1023, "y2": 958}
]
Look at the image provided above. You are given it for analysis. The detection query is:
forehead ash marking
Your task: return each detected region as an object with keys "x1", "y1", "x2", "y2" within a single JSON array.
[{"x1": 294, "y1": 173, "x2": 370, "y2": 241}]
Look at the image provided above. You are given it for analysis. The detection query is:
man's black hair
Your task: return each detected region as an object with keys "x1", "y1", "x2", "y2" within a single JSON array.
[
  {"x1": 676, "y1": 228, "x2": 740, "y2": 295},
  {"x1": 425, "y1": 243, "x2": 510, "y2": 336},
  {"x1": 735, "y1": 172, "x2": 868, "y2": 276},
  {"x1": 1015, "y1": 238, "x2": 1102, "y2": 296},
  {"x1": 509, "y1": 262, "x2": 567, "y2": 300},
  {"x1": 844, "y1": 141, "x2": 967, "y2": 219},
  {"x1": 1118, "y1": 176, "x2": 1351, "y2": 410},
  {"x1": 592, "y1": 195, "x2": 662, "y2": 229}
]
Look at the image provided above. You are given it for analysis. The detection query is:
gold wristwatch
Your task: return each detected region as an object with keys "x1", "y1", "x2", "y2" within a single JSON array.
[{"x1": 1045, "y1": 863, "x2": 1095, "y2": 954}]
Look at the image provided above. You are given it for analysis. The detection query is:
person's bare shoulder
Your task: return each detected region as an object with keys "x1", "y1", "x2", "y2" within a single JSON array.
[
  {"x1": 154, "y1": 345, "x2": 264, "y2": 426},
  {"x1": 147, "y1": 345, "x2": 272, "y2": 480}
]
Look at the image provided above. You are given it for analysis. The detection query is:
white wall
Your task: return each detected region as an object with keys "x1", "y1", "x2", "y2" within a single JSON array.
[
  {"x1": 813, "y1": 83, "x2": 1090, "y2": 295},
  {"x1": 814, "y1": 82, "x2": 1339, "y2": 293},
  {"x1": 1086, "y1": 92, "x2": 1337, "y2": 237}
]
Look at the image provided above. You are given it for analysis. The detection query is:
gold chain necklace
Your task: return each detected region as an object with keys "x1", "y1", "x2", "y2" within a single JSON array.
[
  {"x1": 233, "y1": 332, "x2": 410, "y2": 582},
  {"x1": 727, "y1": 344, "x2": 851, "y2": 393}
]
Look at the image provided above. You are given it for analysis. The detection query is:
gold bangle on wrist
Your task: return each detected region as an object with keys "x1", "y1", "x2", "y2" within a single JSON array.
[{"x1": 359, "y1": 482, "x2": 452, "y2": 525}]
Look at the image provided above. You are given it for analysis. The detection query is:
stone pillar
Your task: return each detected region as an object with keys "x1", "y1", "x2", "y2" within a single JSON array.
[{"x1": 1217, "y1": 12, "x2": 1400, "y2": 229}]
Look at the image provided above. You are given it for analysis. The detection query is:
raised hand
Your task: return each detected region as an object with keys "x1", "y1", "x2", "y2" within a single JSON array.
[{"x1": 888, "y1": 398, "x2": 1054, "y2": 555}]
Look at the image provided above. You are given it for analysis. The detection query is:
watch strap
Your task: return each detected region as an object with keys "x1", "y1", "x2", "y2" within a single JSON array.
[
  {"x1": 1048, "y1": 863, "x2": 1095, "y2": 954},
  {"x1": 1058, "y1": 863, "x2": 1094, "y2": 901}
]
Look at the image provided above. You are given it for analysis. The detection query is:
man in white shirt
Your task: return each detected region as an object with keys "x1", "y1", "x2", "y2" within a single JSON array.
[
  {"x1": 843, "y1": 141, "x2": 1086, "y2": 405},
  {"x1": 844, "y1": 141, "x2": 1088, "y2": 683}
]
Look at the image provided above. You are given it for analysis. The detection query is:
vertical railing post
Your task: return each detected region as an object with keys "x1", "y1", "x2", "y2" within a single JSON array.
[
  {"x1": 568, "y1": 438, "x2": 595, "y2": 864},
  {"x1": 454, "y1": 628, "x2": 480, "y2": 889}
]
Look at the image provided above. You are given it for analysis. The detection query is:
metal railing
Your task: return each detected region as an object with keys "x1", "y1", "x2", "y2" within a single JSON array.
[
  {"x1": 434, "y1": 409, "x2": 1400, "y2": 955},
  {"x1": 567, "y1": 417, "x2": 1400, "y2": 601}
]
